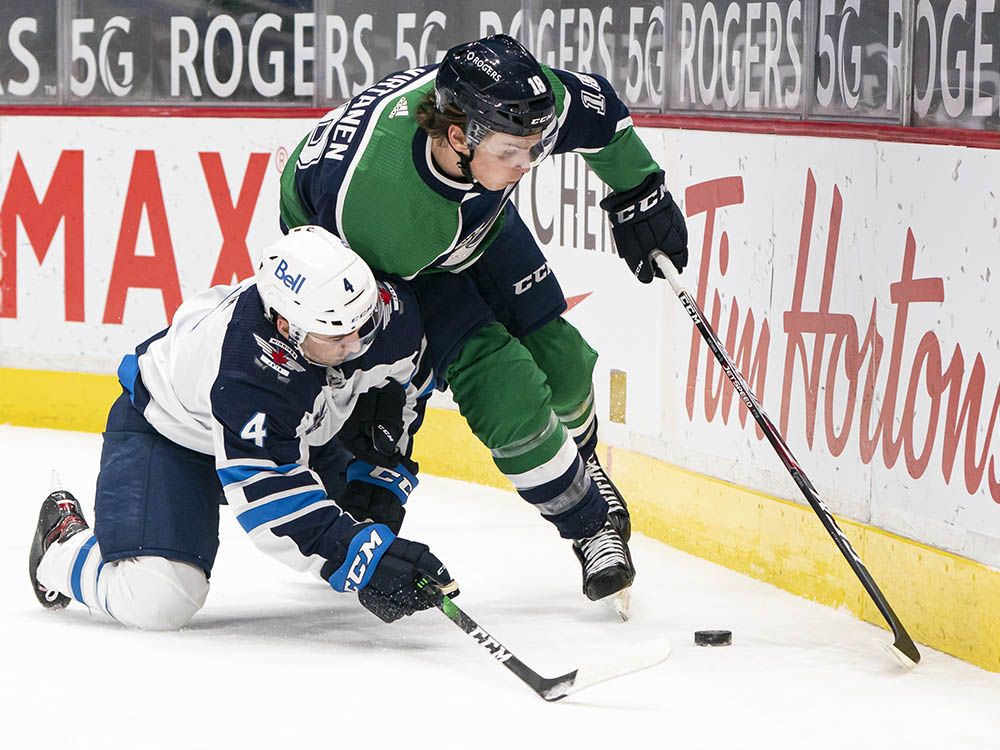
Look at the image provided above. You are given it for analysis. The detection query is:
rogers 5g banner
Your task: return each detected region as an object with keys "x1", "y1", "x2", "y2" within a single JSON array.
[
  {"x1": 0, "y1": 0, "x2": 663, "y2": 111},
  {"x1": 4, "y1": 0, "x2": 1000, "y2": 129}
]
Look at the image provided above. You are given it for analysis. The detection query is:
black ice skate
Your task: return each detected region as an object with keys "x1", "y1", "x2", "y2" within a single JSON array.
[
  {"x1": 572, "y1": 520, "x2": 635, "y2": 604},
  {"x1": 585, "y1": 454, "x2": 631, "y2": 541},
  {"x1": 28, "y1": 490, "x2": 89, "y2": 609}
]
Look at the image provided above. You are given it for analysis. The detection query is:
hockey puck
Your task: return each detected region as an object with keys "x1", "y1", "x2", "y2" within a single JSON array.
[{"x1": 694, "y1": 630, "x2": 732, "y2": 647}]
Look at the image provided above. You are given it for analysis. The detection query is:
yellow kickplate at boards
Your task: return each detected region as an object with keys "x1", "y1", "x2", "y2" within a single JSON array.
[
  {"x1": 0, "y1": 368, "x2": 119, "y2": 433},
  {"x1": 609, "y1": 369, "x2": 627, "y2": 424}
]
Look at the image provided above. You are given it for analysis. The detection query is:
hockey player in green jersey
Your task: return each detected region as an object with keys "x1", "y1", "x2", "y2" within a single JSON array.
[{"x1": 279, "y1": 34, "x2": 689, "y2": 607}]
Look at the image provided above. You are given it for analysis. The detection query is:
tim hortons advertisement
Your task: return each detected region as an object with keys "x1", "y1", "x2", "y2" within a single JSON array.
[
  {"x1": 528, "y1": 128, "x2": 1000, "y2": 568},
  {"x1": 1, "y1": 115, "x2": 998, "y2": 565}
]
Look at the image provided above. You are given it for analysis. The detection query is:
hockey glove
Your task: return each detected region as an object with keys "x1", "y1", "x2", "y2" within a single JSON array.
[
  {"x1": 600, "y1": 170, "x2": 689, "y2": 283},
  {"x1": 339, "y1": 380, "x2": 406, "y2": 465},
  {"x1": 358, "y1": 538, "x2": 458, "y2": 623},
  {"x1": 339, "y1": 481, "x2": 406, "y2": 534}
]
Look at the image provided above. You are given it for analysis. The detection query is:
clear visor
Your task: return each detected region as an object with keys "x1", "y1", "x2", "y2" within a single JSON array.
[
  {"x1": 331, "y1": 293, "x2": 384, "y2": 363},
  {"x1": 295, "y1": 293, "x2": 385, "y2": 366},
  {"x1": 470, "y1": 121, "x2": 557, "y2": 169},
  {"x1": 349, "y1": 299, "x2": 383, "y2": 356}
]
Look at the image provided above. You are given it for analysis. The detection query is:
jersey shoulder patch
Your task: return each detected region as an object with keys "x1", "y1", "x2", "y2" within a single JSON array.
[
  {"x1": 215, "y1": 288, "x2": 323, "y2": 402},
  {"x1": 252, "y1": 332, "x2": 307, "y2": 379}
]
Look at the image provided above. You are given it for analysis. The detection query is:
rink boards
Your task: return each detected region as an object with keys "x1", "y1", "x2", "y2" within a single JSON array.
[{"x1": 0, "y1": 112, "x2": 997, "y2": 671}]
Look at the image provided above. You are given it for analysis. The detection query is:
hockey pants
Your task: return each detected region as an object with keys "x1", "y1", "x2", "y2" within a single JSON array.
[{"x1": 412, "y1": 208, "x2": 606, "y2": 540}]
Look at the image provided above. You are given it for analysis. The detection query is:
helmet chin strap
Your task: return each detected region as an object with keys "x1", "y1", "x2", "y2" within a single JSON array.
[
  {"x1": 276, "y1": 316, "x2": 325, "y2": 367},
  {"x1": 448, "y1": 140, "x2": 476, "y2": 183},
  {"x1": 264, "y1": 306, "x2": 306, "y2": 356},
  {"x1": 286, "y1": 322, "x2": 322, "y2": 365}
]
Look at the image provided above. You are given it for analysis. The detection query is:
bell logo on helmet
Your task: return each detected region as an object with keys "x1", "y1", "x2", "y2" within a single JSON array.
[{"x1": 274, "y1": 258, "x2": 306, "y2": 294}]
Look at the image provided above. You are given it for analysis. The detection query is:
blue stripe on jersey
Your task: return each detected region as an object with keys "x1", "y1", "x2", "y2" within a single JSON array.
[
  {"x1": 242, "y1": 470, "x2": 319, "y2": 504},
  {"x1": 218, "y1": 462, "x2": 299, "y2": 486},
  {"x1": 346, "y1": 460, "x2": 418, "y2": 504},
  {"x1": 124, "y1": 326, "x2": 170, "y2": 408},
  {"x1": 417, "y1": 378, "x2": 436, "y2": 399},
  {"x1": 117, "y1": 354, "x2": 139, "y2": 397},
  {"x1": 327, "y1": 524, "x2": 395, "y2": 592},
  {"x1": 71, "y1": 534, "x2": 98, "y2": 604},
  {"x1": 236, "y1": 489, "x2": 329, "y2": 533}
]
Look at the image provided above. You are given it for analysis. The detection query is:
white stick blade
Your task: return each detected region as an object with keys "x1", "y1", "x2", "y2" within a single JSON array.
[
  {"x1": 878, "y1": 639, "x2": 919, "y2": 670},
  {"x1": 549, "y1": 637, "x2": 672, "y2": 700}
]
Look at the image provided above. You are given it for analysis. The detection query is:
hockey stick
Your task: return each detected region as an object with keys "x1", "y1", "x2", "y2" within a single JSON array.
[
  {"x1": 651, "y1": 251, "x2": 920, "y2": 668},
  {"x1": 417, "y1": 579, "x2": 671, "y2": 701}
]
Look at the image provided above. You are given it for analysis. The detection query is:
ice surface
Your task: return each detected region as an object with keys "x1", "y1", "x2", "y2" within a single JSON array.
[{"x1": 3, "y1": 425, "x2": 998, "y2": 749}]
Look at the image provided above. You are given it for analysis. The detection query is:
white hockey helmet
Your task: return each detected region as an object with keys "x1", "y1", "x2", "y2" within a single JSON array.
[{"x1": 256, "y1": 226, "x2": 383, "y2": 362}]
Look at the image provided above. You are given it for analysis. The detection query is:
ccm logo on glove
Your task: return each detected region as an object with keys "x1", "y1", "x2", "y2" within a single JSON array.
[
  {"x1": 609, "y1": 181, "x2": 667, "y2": 224},
  {"x1": 601, "y1": 170, "x2": 689, "y2": 284},
  {"x1": 344, "y1": 527, "x2": 389, "y2": 591},
  {"x1": 328, "y1": 523, "x2": 394, "y2": 593}
]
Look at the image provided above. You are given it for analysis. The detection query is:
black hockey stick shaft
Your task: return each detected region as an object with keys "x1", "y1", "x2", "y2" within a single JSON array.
[
  {"x1": 651, "y1": 252, "x2": 920, "y2": 666},
  {"x1": 417, "y1": 579, "x2": 578, "y2": 701}
]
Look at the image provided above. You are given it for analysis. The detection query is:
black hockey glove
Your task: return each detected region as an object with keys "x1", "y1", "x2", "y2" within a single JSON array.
[
  {"x1": 340, "y1": 381, "x2": 406, "y2": 465},
  {"x1": 358, "y1": 538, "x2": 459, "y2": 623},
  {"x1": 339, "y1": 480, "x2": 407, "y2": 534},
  {"x1": 600, "y1": 170, "x2": 689, "y2": 283}
]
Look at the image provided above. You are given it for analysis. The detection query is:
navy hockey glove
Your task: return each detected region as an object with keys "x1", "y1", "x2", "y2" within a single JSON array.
[
  {"x1": 339, "y1": 481, "x2": 406, "y2": 534},
  {"x1": 358, "y1": 538, "x2": 458, "y2": 623},
  {"x1": 327, "y1": 523, "x2": 454, "y2": 620},
  {"x1": 340, "y1": 381, "x2": 406, "y2": 465},
  {"x1": 601, "y1": 170, "x2": 688, "y2": 283}
]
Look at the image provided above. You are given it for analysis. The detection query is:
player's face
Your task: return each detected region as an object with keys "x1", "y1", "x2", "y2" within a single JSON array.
[
  {"x1": 471, "y1": 132, "x2": 542, "y2": 190},
  {"x1": 300, "y1": 330, "x2": 364, "y2": 366}
]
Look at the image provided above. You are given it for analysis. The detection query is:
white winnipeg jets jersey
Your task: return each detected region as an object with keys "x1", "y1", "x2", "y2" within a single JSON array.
[{"x1": 116, "y1": 278, "x2": 431, "y2": 581}]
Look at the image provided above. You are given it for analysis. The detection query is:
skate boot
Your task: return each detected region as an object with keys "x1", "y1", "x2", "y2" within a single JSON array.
[
  {"x1": 28, "y1": 490, "x2": 89, "y2": 609},
  {"x1": 572, "y1": 519, "x2": 635, "y2": 602},
  {"x1": 584, "y1": 454, "x2": 631, "y2": 541}
]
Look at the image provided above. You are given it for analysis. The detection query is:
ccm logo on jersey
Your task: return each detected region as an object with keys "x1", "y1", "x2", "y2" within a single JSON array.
[
  {"x1": 513, "y1": 263, "x2": 550, "y2": 295},
  {"x1": 344, "y1": 528, "x2": 387, "y2": 591},
  {"x1": 613, "y1": 183, "x2": 668, "y2": 224},
  {"x1": 274, "y1": 258, "x2": 306, "y2": 294}
]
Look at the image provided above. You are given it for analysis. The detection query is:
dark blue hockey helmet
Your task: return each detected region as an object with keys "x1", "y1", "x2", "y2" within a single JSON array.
[{"x1": 435, "y1": 34, "x2": 556, "y2": 143}]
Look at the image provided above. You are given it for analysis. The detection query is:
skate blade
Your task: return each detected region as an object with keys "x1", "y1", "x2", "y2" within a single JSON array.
[{"x1": 608, "y1": 588, "x2": 631, "y2": 622}]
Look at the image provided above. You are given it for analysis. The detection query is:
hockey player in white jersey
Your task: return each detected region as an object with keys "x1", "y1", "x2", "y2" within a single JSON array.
[{"x1": 28, "y1": 226, "x2": 456, "y2": 630}]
